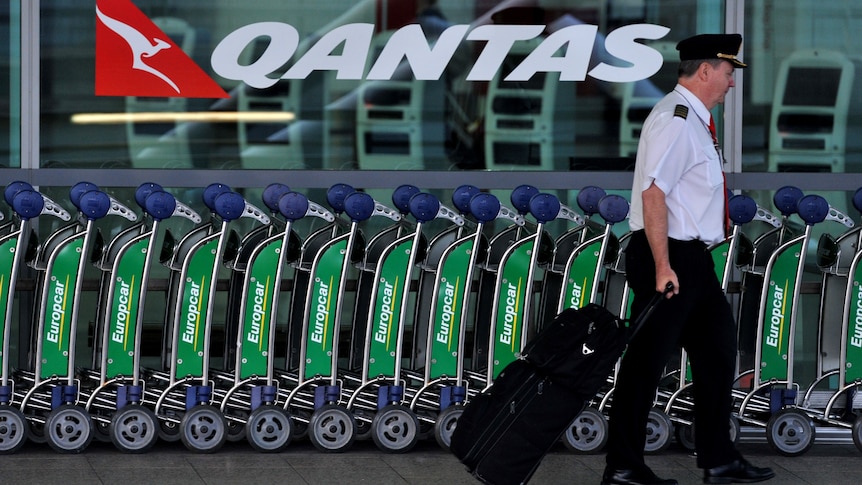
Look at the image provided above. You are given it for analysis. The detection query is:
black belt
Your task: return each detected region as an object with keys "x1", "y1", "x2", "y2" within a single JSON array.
[{"x1": 631, "y1": 230, "x2": 708, "y2": 251}]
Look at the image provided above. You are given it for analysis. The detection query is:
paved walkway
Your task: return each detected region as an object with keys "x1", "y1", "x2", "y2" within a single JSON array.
[{"x1": 3, "y1": 437, "x2": 860, "y2": 484}]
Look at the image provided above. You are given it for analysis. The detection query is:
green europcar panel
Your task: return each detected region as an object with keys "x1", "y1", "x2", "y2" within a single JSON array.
[
  {"x1": 759, "y1": 240, "x2": 802, "y2": 383},
  {"x1": 491, "y1": 239, "x2": 533, "y2": 380},
  {"x1": 304, "y1": 239, "x2": 347, "y2": 380},
  {"x1": 0, "y1": 236, "x2": 17, "y2": 358},
  {"x1": 711, "y1": 240, "x2": 730, "y2": 284},
  {"x1": 173, "y1": 238, "x2": 219, "y2": 379},
  {"x1": 427, "y1": 239, "x2": 473, "y2": 380},
  {"x1": 561, "y1": 239, "x2": 602, "y2": 310},
  {"x1": 845, "y1": 262, "x2": 862, "y2": 383},
  {"x1": 40, "y1": 237, "x2": 85, "y2": 379},
  {"x1": 104, "y1": 237, "x2": 148, "y2": 377},
  {"x1": 366, "y1": 239, "x2": 412, "y2": 379},
  {"x1": 238, "y1": 238, "x2": 281, "y2": 379}
]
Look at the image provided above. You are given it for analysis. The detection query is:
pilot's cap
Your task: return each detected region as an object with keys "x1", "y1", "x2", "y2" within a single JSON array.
[{"x1": 676, "y1": 33, "x2": 747, "y2": 68}]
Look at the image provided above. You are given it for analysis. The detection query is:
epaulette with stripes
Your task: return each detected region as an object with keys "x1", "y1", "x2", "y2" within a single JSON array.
[{"x1": 673, "y1": 104, "x2": 689, "y2": 119}]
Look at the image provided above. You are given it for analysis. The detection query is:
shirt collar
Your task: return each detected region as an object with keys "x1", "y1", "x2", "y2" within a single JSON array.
[{"x1": 673, "y1": 84, "x2": 711, "y2": 126}]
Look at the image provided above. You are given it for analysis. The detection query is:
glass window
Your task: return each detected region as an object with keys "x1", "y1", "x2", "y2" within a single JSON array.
[
  {"x1": 39, "y1": 0, "x2": 725, "y2": 172},
  {"x1": 2, "y1": 1, "x2": 19, "y2": 168},
  {"x1": 742, "y1": 0, "x2": 862, "y2": 174}
]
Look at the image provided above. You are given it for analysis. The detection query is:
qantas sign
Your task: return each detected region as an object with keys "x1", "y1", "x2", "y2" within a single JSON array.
[{"x1": 96, "y1": 0, "x2": 670, "y2": 98}]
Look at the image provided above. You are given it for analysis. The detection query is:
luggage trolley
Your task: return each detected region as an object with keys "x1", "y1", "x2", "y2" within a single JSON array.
[
  {"x1": 81, "y1": 185, "x2": 201, "y2": 453},
  {"x1": 0, "y1": 184, "x2": 70, "y2": 454},
  {"x1": 554, "y1": 193, "x2": 634, "y2": 454},
  {"x1": 535, "y1": 185, "x2": 606, "y2": 326},
  {"x1": 735, "y1": 193, "x2": 852, "y2": 456},
  {"x1": 476, "y1": 191, "x2": 595, "y2": 385},
  {"x1": 148, "y1": 189, "x2": 270, "y2": 453},
  {"x1": 470, "y1": 185, "x2": 549, "y2": 364},
  {"x1": 407, "y1": 189, "x2": 524, "y2": 450},
  {"x1": 281, "y1": 190, "x2": 385, "y2": 453},
  {"x1": 342, "y1": 189, "x2": 463, "y2": 453},
  {"x1": 660, "y1": 194, "x2": 782, "y2": 452},
  {"x1": 216, "y1": 189, "x2": 335, "y2": 452},
  {"x1": 18, "y1": 185, "x2": 136, "y2": 453},
  {"x1": 799, "y1": 187, "x2": 862, "y2": 451},
  {"x1": 213, "y1": 183, "x2": 297, "y2": 444},
  {"x1": 736, "y1": 186, "x2": 806, "y2": 375},
  {"x1": 276, "y1": 184, "x2": 358, "y2": 442}
]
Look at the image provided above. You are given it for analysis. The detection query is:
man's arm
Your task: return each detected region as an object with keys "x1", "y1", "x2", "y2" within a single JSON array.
[{"x1": 642, "y1": 182, "x2": 679, "y2": 297}]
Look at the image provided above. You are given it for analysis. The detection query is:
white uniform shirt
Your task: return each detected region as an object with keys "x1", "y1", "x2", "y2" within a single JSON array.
[{"x1": 629, "y1": 84, "x2": 726, "y2": 245}]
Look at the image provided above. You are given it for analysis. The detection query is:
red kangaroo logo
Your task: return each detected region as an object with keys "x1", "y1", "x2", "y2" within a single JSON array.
[{"x1": 95, "y1": 0, "x2": 228, "y2": 98}]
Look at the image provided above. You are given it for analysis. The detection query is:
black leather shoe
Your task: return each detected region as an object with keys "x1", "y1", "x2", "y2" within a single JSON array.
[
  {"x1": 601, "y1": 467, "x2": 678, "y2": 485},
  {"x1": 703, "y1": 459, "x2": 775, "y2": 483}
]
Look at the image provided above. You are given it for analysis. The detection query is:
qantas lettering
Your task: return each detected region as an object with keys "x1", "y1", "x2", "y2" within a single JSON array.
[{"x1": 211, "y1": 22, "x2": 670, "y2": 88}]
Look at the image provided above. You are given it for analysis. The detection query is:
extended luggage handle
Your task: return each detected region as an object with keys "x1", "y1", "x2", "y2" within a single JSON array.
[{"x1": 627, "y1": 282, "x2": 675, "y2": 340}]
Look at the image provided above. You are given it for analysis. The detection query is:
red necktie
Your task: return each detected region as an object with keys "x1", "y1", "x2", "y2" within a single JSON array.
[{"x1": 710, "y1": 115, "x2": 731, "y2": 237}]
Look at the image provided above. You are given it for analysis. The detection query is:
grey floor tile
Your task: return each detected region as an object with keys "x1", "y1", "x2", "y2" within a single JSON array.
[{"x1": 96, "y1": 468, "x2": 206, "y2": 485}]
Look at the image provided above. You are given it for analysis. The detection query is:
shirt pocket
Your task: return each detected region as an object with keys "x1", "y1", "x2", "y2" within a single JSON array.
[{"x1": 702, "y1": 143, "x2": 725, "y2": 190}]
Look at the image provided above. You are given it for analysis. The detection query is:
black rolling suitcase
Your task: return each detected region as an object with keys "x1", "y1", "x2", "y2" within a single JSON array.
[{"x1": 450, "y1": 288, "x2": 669, "y2": 485}]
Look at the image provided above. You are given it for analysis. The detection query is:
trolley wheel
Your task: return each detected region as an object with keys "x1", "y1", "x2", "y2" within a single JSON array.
[
  {"x1": 307, "y1": 404, "x2": 356, "y2": 453},
  {"x1": 371, "y1": 404, "x2": 420, "y2": 454},
  {"x1": 563, "y1": 407, "x2": 608, "y2": 454},
  {"x1": 0, "y1": 406, "x2": 28, "y2": 454},
  {"x1": 675, "y1": 414, "x2": 740, "y2": 452},
  {"x1": 28, "y1": 420, "x2": 46, "y2": 444},
  {"x1": 158, "y1": 417, "x2": 182, "y2": 442},
  {"x1": 674, "y1": 423, "x2": 696, "y2": 451},
  {"x1": 728, "y1": 414, "x2": 741, "y2": 445},
  {"x1": 766, "y1": 408, "x2": 815, "y2": 456},
  {"x1": 45, "y1": 404, "x2": 93, "y2": 454},
  {"x1": 109, "y1": 405, "x2": 159, "y2": 454},
  {"x1": 851, "y1": 414, "x2": 862, "y2": 453},
  {"x1": 644, "y1": 409, "x2": 673, "y2": 454},
  {"x1": 291, "y1": 409, "x2": 310, "y2": 441},
  {"x1": 246, "y1": 405, "x2": 292, "y2": 453},
  {"x1": 226, "y1": 409, "x2": 248, "y2": 442},
  {"x1": 352, "y1": 408, "x2": 374, "y2": 441},
  {"x1": 92, "y1": 418, "x2": 112, "y2": 443},
  {"x1": 180, "y1": 405, "x2": 227, "y2": 454},
  {"x1": 434, "y1": 406, "x2": 463, "y2": 451}
]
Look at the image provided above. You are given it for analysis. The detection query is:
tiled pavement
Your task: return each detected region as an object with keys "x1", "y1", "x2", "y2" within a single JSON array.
[{"x1": 3, "y1": 437, "x2": 861, "y2": 485}]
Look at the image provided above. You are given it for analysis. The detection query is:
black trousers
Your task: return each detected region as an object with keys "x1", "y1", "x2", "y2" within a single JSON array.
[{"x1": 606, "y1": 230, "x2": 741, "y2": 471}]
